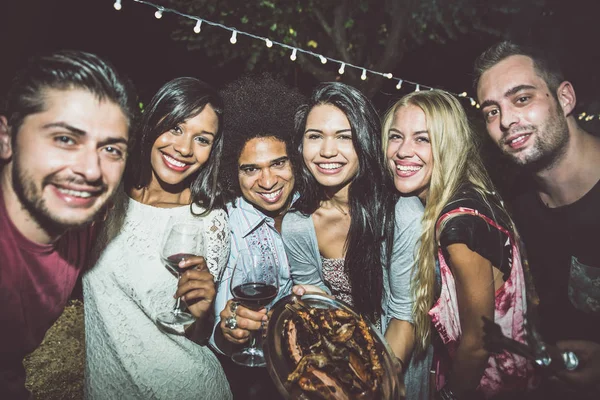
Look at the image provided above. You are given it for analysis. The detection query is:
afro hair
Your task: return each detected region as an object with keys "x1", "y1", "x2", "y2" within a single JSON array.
[{"x1": 219, "y1": 73, "x2": 306, "y2": 202}]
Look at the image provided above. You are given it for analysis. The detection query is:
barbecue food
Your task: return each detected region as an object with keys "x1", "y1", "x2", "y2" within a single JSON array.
[{"x1": 282, "y1": 301, "x2": 384, "y2": 400}]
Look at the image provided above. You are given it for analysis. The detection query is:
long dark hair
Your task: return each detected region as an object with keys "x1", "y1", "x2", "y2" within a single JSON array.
[
  {"x1": 125, "y1": 77, "x2": 225, "y2": 212},
  {"x1": 293, "y1": 82, "x2": 396, "y2": 320}
]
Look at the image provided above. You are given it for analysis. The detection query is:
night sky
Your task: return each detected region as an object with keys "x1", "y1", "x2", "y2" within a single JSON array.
[{"x1": 1, "y1": 0, "x2": 599, "y2": 119}]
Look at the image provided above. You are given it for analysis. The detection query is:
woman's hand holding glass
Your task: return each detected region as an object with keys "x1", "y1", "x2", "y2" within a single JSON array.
[{"x1": 176, "y1": 259, "x2": 216, "y2": 320}]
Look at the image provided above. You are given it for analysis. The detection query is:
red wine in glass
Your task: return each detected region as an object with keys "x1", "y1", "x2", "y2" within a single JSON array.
[
  {"x1": 163, "y1": 253, "x2": 197, "y2": 275},
  {"x1": 232, "y1": 282, "x2": 278, "y2": 311}
]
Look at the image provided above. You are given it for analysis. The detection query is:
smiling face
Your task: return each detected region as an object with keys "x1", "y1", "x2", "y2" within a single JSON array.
[
  {"x1": 238, "y1": 137, "x2": 294, "y2": 218},
  {"x1": 477, "y1": 55, "x2": 569, "y2": 169},
  {"x1": 3, "y1": 88, "x2": 129, "y2": 238},
  {"x1": 385, "y1": 104, "x2": 433, "y2": 201},
  {"x1": 149, "y1": 105, "x2": 218, "y2": 188},
  {"x1": 302, "y1": 104, "x2": 359, "y2": 190}
]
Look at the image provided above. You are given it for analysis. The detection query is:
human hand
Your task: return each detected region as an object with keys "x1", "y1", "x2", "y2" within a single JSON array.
[
  {"x1": 555, "y1": 340, "x2": 600, "y2": 391},
  {"x1": 219, "y1": 299, "x2": 267, "y2": 345},
  {"x1": 292, "y1": 284, "x2": 330, "y2": 297},
  {"x1": 175, "y1": 259, "x2": 215, "y2": 319}
]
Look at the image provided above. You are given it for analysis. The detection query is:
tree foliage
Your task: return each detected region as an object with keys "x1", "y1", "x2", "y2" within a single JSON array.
[{"x1": 165, "y1": 0, "x2": 546, "y2": 98}]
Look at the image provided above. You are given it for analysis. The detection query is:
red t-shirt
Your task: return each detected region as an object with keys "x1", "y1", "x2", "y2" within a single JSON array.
[{"x1": 0, "y1": 185, "x2": 95, "y2": 399}]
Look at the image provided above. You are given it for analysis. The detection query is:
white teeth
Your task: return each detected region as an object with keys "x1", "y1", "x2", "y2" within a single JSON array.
[
  {"x1": 57, "y1": 188, "x2": 92, "y2": 198},
  {"x1": 163, "y1": 154, "x2": 186, "y2": 168},
  {"x1": 396, "y1": 165, "x2": 421, "y2": 172},
  {"x1": 510, "y1": 135, "x2": 527, "y2": 145},
  {"x1": 261, "y1": 189, "x2": 282, "y2": 201},
  {"x1": 319, "y1": 163, "x2": 343, "y2": 170}
]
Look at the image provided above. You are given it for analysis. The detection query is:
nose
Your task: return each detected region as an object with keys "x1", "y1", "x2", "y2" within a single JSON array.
[
  {"x1": 499, "y1": 108, "x2": 519, "y2": 132},
  {"x1": 320, "y1": 137, "x2": 338, "y2": 158},
  {"x1": 72, "y1": 147, "x2": 102, "y2": 183},
  {"x1": 394, "y1": 139, "x2": 414, "y2": 159},
  {"x1": 173, "y1": 133, "x2": 193, "y2": 157},
  {"x1": 258, "y1": 168, "x2": 277, "y2": 190}
]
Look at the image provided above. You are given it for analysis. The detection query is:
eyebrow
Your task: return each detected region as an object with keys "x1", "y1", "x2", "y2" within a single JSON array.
[
  {"x1": 239, "y1": 156, "x2": 289, "y2": 170},
  {"x1": 42, "y1": 122, "x2": 128, "y2": 147},
  {"x1": 388, "y1": 128, "x2": 428, "y2": 135},
  {"x1": 479, "y1": 84, "x2": 537, "y2": 110},
  {"x1": 304, "y1": 128, "x2": 352, "y2": 134}
]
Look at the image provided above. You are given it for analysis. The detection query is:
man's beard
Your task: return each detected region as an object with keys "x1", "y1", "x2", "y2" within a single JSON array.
[
  {"x1": 501, "y1": 105, "x2": 569, "y2": 172},
  {"x1": 11, "y1": 157, "x2": 108, "y2": 238}
]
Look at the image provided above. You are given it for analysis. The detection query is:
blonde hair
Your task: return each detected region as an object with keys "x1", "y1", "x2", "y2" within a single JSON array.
[{"x1": 382, "y1": 90, "x2": 514, "y2": 355}]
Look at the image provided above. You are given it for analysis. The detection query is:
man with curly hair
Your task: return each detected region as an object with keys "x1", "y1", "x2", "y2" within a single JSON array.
[{"x1": 209, "y1": 74, "x2": 305, "y2": 398}]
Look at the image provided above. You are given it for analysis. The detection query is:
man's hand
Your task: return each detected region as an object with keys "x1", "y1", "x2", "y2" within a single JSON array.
[
  {"x1": 219, "y1": 299, "x2": 267, "y2": 345},
  {"x1": 555, "y1": 340, "x2": 600, "y2": 391}
]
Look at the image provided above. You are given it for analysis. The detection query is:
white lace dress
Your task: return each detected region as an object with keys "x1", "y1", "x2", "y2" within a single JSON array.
[{"x1": 83, "y1": 198, "x2": 232, "y2": 400}]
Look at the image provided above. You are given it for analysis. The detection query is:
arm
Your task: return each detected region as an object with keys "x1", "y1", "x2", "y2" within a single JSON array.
[
  {"x1": 444, "y1": 243, "x2": 495, "y2": 397},
  {"x1": 384, "y1": 197, "x2": 422, "y2": 366},
  {"x1": 282, "y1": 212, "x2": 329, "y2": 293}
]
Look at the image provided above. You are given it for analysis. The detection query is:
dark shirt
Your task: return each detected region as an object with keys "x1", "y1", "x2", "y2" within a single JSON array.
[
  {"x1": 0, "y1": 185, "x2": 94, "y2": 399},
  {"x1": 439, "y1": 188, "x2": 513, "y2": 279},
  {"x1": 511, "y1": 179, "x2": 600, "y2": 343}
]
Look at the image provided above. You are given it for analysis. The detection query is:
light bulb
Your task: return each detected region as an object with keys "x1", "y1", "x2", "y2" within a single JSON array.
[
  {"x1": 470, "y1": 98, "x2": 476, "y2": 106},
  {"x1": 415, "y1": 84, "x2": 420, "y2": 92},
  {"x1": 230, "y1": 31, "x2": 237, "y2": 44},
  {"x1": 155, "y1": 9, "x2": 163, "y2": 19},
  {"x1": 459, "y1": 91, "x2": 467, "y2": 97},
  {"x1": 194, "y1": 20, "x2": 202, "y2": 34},
  {"x1": 338, "y1": 63, "x2": 345, "y2": 75},
  {"x1": 319, "y1": 55, "x2": 327, "y2": 64},
  {"x1": 265, "y1": 39, "x2": 273, "y2": 48},
  {"x1": 396, "y1": 80, "x2": 403, "y2": 90},
  {"x1": 290, "y1": 48, "x2": 297, "y2": 61},
  {"x1": 361, "y1": 69, "x2": 367, "y2": 80},
  {"x1": 384, "y1": 73, "x2": 393, "y2": 79},
  {"x1": 113, "y1": 0, "x2": 122, "y2": 11}
]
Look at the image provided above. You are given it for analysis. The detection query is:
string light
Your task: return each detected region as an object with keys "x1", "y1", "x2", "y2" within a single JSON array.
[
  {"x1": 193, "y1": 20, "x2": 202, "y2": 33},
  {"x1": 124, "y1": 0, "x2": 597, "y2": 119},
  {"x1": 113, "y1": 0, "x2": 122, "y2": 10}
]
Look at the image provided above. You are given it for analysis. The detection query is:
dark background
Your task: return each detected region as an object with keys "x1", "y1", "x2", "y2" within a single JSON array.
[{"x1": 2, "y1": 0, "x2": 599, "y2": 114}]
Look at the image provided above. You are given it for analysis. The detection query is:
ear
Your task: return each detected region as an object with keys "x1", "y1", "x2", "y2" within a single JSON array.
[
  {"x1": 556, "y1": 81, "x2": 576, "y2": 117},
  {"x1": 0, "y1": 116, "x2": 12, "y2": 160}
]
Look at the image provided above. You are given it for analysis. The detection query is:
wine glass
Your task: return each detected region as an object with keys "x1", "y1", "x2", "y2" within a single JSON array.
[
  {"x1": 156, "y1": 217, "x2": 204, "y2": 330},
  {"x1": 230, "y1": 249, "x2": 280, "y2": 367}
]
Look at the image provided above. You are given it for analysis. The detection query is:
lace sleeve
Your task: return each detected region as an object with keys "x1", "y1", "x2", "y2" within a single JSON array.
[{"x1": 203, "y1": 209, "x2": 230, "y2": 280}]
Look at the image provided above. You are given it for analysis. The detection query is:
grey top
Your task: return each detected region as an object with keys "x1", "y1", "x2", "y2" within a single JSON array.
[
  {"x1": 282, "y1": 196, "x2": 431, "y2": 400},
  {"x1": 282, "y1": 196, "x2": 423, "y2": 329}
]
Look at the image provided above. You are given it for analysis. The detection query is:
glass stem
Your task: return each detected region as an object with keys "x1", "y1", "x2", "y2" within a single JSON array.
[{"x1": 173, "y1": 273, "x2": 182, "y2": 315}]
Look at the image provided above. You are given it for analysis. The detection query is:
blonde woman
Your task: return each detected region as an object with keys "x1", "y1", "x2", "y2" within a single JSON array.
[{"x1": 382, "y1": 90, "x2": 536, "y2": 399}]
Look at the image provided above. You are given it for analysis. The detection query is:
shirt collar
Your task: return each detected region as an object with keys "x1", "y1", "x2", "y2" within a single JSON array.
[{"x1": 228, "y1": 193, "x2": 299, "y2": 238}]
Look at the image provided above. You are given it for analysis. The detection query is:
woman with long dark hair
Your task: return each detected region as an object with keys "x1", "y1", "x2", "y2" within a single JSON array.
[
  {"x1": 83, "y1": 77, "x2": 231, "y2": 399},
  {"x1": 283, "y1": 82, "x2": 429, "y2": 396}
]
